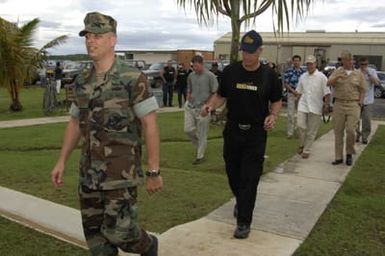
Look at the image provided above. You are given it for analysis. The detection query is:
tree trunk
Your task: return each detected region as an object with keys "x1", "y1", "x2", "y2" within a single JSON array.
[
  {"x1": 230, "y1": 20, "x2": 241, "y2": 64},
  {"x1": 9, "y1": 80, "x2": 23, "y2": 111},
  {"x1": 229, "y1": 0, "x2": 241, "y2": 64}
]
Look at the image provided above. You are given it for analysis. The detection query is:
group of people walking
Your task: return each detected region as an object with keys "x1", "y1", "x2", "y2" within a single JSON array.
[
  {"x1": 284, "y1": 51, "x2": 379, "y2": 165},
  {"x1": 49, "y1": 11, "x2": 378, "y2": 256},
  {"x1": 51, "y1": 12, "x2": 282, "y2": 255}
]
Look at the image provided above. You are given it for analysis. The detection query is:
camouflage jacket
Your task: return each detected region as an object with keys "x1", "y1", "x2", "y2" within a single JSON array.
[{"x1": 73, "y1": 58, "x2": 151, "y2": 190}]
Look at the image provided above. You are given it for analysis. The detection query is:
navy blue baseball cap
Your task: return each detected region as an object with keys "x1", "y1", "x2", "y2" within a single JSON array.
[{"x1": 240, "y1": 30, "x2": 263, "y2": 53}]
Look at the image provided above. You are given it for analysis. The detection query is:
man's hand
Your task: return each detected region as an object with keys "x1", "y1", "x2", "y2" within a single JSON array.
[
  {"x1": 201, "y1": 104, "x2": 213, "y2": 117},
  {"x1": 51, "y1": 162, "x2": 65, "y2": 188},
  {"x1": 146, "y1": 176, "x2": 163, "y2": 195},
  {"x1": 322, "y1": 104, "x2": 330, "y2": 115},
  {"x1": 264, "y1": 114, "x2": 277, "y2": 131}
]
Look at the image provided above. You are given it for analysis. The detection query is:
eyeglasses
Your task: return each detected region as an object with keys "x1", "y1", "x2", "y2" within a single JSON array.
[{"x1": 360, "y1": 63, "x2": 368, "y2": 66}]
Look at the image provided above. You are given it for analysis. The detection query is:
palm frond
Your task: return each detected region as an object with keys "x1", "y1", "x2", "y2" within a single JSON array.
[
  {"x1": 18, "y1": 18, "x2": 40, "y2": 47},
  {"x1": 40, "y1": 35, "x2": 69, "y2": 52}
]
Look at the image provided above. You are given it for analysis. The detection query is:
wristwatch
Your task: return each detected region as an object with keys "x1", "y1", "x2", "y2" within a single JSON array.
[{"x1": 145, "y1": 169, "x2": 161, "y2": 177}]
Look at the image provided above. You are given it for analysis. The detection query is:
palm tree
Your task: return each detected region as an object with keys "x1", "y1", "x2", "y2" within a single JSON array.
[
  {"x1": 177, "y1": 0, "x2": 316, "y2": 63},
  {"x1": 0, "y1": 17, "x2": 68, "y2": 111}
]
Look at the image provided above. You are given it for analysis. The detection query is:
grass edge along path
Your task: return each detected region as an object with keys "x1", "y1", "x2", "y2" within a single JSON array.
[{"x1": 294, "y1": 125, "x2": 385, "y2": 256}]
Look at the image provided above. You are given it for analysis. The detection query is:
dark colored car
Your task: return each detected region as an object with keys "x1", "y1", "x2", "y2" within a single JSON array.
[
  {"x1": 61, "y1": 62, "x2": 86, "y2": 85},
  {"x1": 142, "y1": 62, "x2": 177, "y2": 88},
  {"x1": 204, "y1": 60, "x2": 229, "y2": 72},
  {"x1": 375, "y1": 71, "x2": 385, "y2": 98}
]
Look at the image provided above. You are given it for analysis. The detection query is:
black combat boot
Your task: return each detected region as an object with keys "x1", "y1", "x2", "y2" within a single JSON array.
[
  {"x1": 233, "y1": 224, "x2": 250, "y2": 239},
  {"x1": 141, "y1": 235, "x2": 158, "y2": 256},
  {"x1": 346, "y1": 154, "x2": 353, "y2": 166}
]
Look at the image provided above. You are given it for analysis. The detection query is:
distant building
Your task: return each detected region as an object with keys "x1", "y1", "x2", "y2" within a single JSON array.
[
  {"x1": 214, "y1": 31, "x2": 385, "y2": 70},
  {"x1": 115, "y1": 49, "x2": 214, "y2": 68}
]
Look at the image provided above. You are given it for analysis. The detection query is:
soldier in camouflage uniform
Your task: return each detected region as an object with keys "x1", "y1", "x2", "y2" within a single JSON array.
[{"x1": 51, "y1": 12, "x2": 162, "y2": 256}]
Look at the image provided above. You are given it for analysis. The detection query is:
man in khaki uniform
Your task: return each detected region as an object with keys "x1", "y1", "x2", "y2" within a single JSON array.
[{"x1": 328, "y1": 50, "x2": 367, "y2": 166}]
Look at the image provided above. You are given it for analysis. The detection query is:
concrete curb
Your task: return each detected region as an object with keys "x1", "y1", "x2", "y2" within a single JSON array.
[{"x1": 0, "y1": 107, "x2": 183, "y2": 129}]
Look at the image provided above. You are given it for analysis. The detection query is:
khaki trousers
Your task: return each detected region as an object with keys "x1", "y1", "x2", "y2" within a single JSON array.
[
  {"x1": 184, "y1": 104, "x2": 210, "y2": 159},
  {"x1": 287, "y1": 93, "x2": 297, "y2": 136},
  {"x1": 333, "y1": 101, "x2": 361, "y2": 160},
  {"x1": 297, "y1": 111, "x2": 322, "y2": 154}
]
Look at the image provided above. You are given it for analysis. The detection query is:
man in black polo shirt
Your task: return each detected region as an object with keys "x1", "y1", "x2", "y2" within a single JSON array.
[
  {"x1": 160, "y1": 60, "x2": 176, "y2": 106},
  {"x1": 202, "y1": 30, "x2": 282, "y2": 239}
]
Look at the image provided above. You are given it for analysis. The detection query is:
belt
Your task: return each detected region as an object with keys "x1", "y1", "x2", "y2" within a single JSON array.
[
  {"x1": 227, "y1": 120, "x2": 261, "y2": 130},
  {"x1": 335, "y1": 99, "x2": 359, "y2": 103}
]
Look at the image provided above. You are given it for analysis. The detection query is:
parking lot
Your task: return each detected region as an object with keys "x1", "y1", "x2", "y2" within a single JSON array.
[{"x1": 373, "y1": 98, "x2": 385, "y2": 119}]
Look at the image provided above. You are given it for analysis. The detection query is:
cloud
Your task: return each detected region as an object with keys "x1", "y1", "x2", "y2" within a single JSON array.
[
  {"x1": 2, "y1": 0, "x2": 385, "y2": 55},
  {"x1": 372, "y1": 23, "x2": 385, "y2": 28},
  {"x1": 39, "y1": 20, "x2": 61, "y2": 29},
  {"x1": 116, "y1": 30, "x2": 218, "y2": 50}
]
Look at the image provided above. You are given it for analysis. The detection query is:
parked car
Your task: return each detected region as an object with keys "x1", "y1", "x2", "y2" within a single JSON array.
[
  {"x1": 142, "y1": 62, "x2": 178, "y2": 88},
  {"x1": 375, "y1": 71, "x2": 385, "y2": 98},
  {"x1": 118, "y1": 59, "x2": 149, "y2": 70},
  {"x1": 62, "y1": 62, "x2": 85, "y2": 85},
  {"x1": 204, "y1": 60, "x2": 229, "y2": 72}
]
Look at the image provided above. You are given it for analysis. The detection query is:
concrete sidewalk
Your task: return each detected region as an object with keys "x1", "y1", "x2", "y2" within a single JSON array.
[
  {"x1": 159, "y1": 124, "x2": 378, "y2": 256},
  {"x1": 0, "y1": 124, "x2": 379, "y2": 256},
  {"x1": 0, "y1": 106, "x2": 183, "y2": 129}
]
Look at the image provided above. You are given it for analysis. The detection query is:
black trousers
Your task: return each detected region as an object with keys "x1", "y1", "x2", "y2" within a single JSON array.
[
  {"x1": 223, "y1": 123, "x2": 267, "y2": 226},
  {"x1": 177, "y1": 86, "x2": 187, "y2": 108},
  {"x1": 162, "y1": 82, "x2": 174, "y2": 106}
]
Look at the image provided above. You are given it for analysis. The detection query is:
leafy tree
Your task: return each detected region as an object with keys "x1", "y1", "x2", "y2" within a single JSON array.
[
  {"x1": 0, "y1": 17, "x2": 67, "y2": 111},
  {"x1": 177, "y1": 0, "x2": 316, "y2": 63}
]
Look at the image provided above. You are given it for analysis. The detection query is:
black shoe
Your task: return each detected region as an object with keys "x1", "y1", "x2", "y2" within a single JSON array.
[
  {"x1": 233, "y1": 224, "x2": 250, "y2": 239},
  {"x1": 192, "y1": 158, "x2": 205, "y2": 165},
  {"x1": 346, "y1": 154, "x2": 353, "y2": 166},
  {"x1": 332, "y1": 159, "x2": 343, "y2": 165},
  {"x1": 141, "y1": 235, "x2": 158, "y2": 256},
  {"x1": 356, "y1": 133, "x2": 361, "y2": 143},
  {"x1": 233, "y1": 204, "x2": 238, "y2": 218}
]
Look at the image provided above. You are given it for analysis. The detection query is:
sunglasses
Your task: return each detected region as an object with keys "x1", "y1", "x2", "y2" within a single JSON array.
[{"x1": 360, "y1": 63, "x2": 368, "y2": 66}]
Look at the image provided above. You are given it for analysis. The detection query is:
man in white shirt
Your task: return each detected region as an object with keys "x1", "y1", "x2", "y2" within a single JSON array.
[
  {"x1": 357, "y1": 57, "x2": 380, "y2": 144},
  {"x1": 296, "y1": 55, "x2": 331, "y2": 158}
]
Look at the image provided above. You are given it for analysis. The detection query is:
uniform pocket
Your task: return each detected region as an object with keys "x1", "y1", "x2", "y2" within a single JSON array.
[
  {"x1": 104, "y1": 144, "x2": 138, "y2": 181},
  {"x1": 104, "y1": 106, "x2": 129, "y2": 132}
]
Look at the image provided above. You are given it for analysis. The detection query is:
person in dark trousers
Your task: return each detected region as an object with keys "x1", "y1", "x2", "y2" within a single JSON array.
[
  {"x1": 54, "y1": 61, "x2": 63, "y2": 94},
  {"x1": 210, "y1": 62, "x2": 222, "y2": 84},
  {"x1": 201, "y1": 30, "x2": 282, "y2": 239},
  {"x1": 176, "y1": 63, "x2": 189, "y2": 108},
  {"x1": 160, "y1": 60, "x2": 176, "y2": 106}
]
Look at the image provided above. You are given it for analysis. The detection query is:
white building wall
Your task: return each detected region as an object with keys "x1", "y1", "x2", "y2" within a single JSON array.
[
  {"x1": 214, "y1": 32, "x2": 385, "y2": 70},
  {"x1": 132, "y1": 53, "x2": 176, "y2": 65}
]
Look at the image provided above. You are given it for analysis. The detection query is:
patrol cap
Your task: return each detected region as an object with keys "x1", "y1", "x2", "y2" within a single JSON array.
[
  {"x1": 79, "y1": 12, "x2": 117, "y2": 37},
  {"x1": 340, "y1": 50, "x2": 352, "y2": 60},
  {"x1": 305, "y1": 55, "x2": 316, "y2": 64},
  {"x1": 240, "y1": 30, "x2": 263, "y2": 53}
]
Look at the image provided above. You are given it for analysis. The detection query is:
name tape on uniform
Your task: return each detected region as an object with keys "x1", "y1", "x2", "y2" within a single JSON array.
[{"x1": 236, "y1": 83, "x2": 258, "y2": 91}]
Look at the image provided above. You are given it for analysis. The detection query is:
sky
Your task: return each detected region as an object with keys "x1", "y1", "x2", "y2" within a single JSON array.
[{"x1": 1, "y1": 0, "x2": 385, "y2": 55}]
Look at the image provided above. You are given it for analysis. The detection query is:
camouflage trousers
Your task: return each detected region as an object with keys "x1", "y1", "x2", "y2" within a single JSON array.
[{"x1": 79, "y1": 185, "x2": 152, "y2": 256}]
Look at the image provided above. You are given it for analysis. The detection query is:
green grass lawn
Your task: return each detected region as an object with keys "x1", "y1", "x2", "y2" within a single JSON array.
[
  {"x1": 0, "y1": 87, "x2": 182, "y2": 121},
  {"x1": 0, "y1": 86, "x2": 66, "y2": 121},
  {"x1": 0, "y1": 110, "x2": 333, "y2": 254},
  {"x1": 0, "y1": 217, "x2": 88, "y2": 256},
  {"x1": 294, "y1": 126, "x2": 385, "y2": 256}
]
